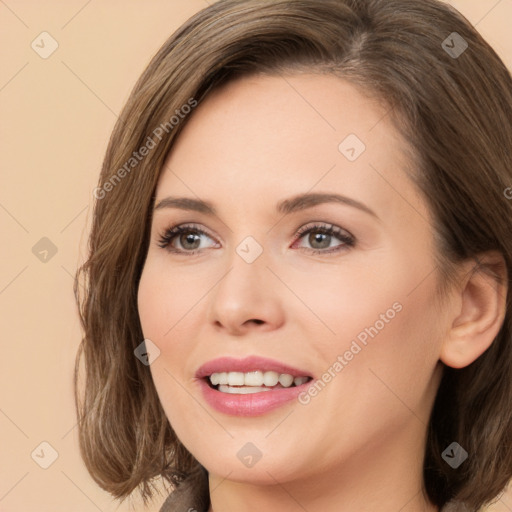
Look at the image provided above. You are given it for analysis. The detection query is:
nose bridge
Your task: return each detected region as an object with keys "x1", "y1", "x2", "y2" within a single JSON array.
[
  {"x1": 220, "y1": 233, "x2": 269, "y2": 299},
  {"x1": 207, "y1": 232, "x2": 284, "y2": 332}
]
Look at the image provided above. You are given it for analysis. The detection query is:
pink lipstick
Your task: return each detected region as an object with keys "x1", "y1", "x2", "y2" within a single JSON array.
[{"x1": 195, "y1": 356, "x2": 314, "y2": 416}]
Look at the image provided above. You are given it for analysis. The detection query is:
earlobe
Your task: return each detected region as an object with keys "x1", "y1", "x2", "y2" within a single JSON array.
[{"x1": 439, "y1": 252, "x2": 508, "y2": 369}]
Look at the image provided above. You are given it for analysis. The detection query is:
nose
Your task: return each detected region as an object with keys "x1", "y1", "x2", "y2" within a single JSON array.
[{"x1": 207, "y1": 244, "x2": 285, "y2": 336}]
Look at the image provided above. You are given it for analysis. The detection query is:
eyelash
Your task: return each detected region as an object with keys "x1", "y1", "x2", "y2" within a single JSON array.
[{"x1": 156, "y1": 222, "x2": 355, "y2": 256}]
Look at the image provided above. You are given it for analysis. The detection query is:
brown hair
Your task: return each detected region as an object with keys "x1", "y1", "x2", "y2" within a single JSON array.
[{"x1": 74, "y1": 0, "x2": 512, "y2": 510}]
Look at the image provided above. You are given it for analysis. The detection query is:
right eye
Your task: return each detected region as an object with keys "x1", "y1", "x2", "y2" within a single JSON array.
[{"x1": 157, "y1": 223, "x2": 220, "y2": 255}]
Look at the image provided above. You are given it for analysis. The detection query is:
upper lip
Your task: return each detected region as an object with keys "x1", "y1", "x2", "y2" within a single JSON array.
[{"x1": 195, "y1": 356, "x2": 313, "y2": 379}]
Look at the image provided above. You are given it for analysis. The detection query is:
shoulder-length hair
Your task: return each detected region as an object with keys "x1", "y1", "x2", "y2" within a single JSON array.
[{"x1": 74, "y1": 0, "x2": 512, "y2": 509}]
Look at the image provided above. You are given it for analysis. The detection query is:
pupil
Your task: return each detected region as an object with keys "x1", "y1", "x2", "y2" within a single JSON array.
[
  {"x1": 182, "y1": 232, "x2": 200, "y2": 249},
  {"x1": 310, "y1": 232, "x2": 329, "y2": 249}
]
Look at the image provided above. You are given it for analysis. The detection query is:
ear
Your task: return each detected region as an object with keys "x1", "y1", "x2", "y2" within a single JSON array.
[{"x1": 440, "y1": 251, "x2": 508, "y2": 369}]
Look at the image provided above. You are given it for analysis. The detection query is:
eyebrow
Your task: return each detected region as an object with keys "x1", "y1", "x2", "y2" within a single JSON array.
[{"x1": 153, "y1": 192, "x2": 379, "y2": 219}]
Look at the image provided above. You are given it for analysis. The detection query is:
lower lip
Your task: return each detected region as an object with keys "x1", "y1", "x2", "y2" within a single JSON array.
[{"x1": 197, "y1": 378, "x2": 312, "y2": 417}]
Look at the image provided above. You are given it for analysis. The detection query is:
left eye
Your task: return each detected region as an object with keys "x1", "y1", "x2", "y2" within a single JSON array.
[
  {"x1": 157, "y1": 222, "x2": 355, "y2": 255},
  {"x1": 292, "y1": 223, "x2": 355, "y2": 254}
]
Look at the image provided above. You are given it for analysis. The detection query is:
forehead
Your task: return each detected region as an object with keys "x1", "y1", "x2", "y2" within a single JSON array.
[{"x1": 156, "y1": 73, "x2": 429, "y2": 226}]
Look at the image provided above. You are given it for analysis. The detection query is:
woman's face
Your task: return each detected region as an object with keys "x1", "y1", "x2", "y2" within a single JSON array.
[{"x1": 138, "y1": 73, "x2": 448, "y2": 494}]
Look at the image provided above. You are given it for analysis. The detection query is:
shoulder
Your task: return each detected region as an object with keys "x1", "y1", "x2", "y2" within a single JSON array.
[
  {"x1": 440, "y1": 500, "x2": 473, "y2": 512},
  {"x1": 159, "y1": 466, "x2": 210, "y2": 512}
]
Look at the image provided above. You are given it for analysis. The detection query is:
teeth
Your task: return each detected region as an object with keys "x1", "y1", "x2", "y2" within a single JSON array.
[
  {"x1": 262, "y1": 371, "x2": 279, "y2": 386},
  {"x1": 278, "y1": 373, "x2": 294, "y2": 387},
  {"x1": 227, "y1": 372, "x2": 245, "y2": 386},
  {"x1": 208, "y1": 371, "x2": 309, "y2": 388},
  {"x1": 245, "y1": 371, "x2": 263, "y2": 386},
  {"x1": 293, "y1": 376, "x2": 309, "y2": 386},
  {"x1": 217, "y1": 385, "x2": 272, "y2": 394}
]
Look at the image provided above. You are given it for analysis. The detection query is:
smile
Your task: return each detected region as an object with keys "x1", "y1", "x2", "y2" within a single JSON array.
[
  {"x1": 208, "y1": 371, "x2": 311, "y2": 393},
  {"x1": 196, "y1": 356, "x2": 315, "y2": 416}
]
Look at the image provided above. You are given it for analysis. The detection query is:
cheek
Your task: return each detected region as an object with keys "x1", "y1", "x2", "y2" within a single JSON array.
[
  {"x1": 137, "y1": 282, "x2": 199, "y2": 425},
  {"x1": 138, "y1": 278, "x2": 168, "y2": 338},
  {"x1": 137, "y1": 263, "x2": 207, "y2": 420},
  {"x1": 306, "y1": 248, "x2": 443, "y2": 408},
  {"x1": 298, "y1": 285, "x2": 443, "y2": 465},
  {"x1": 137, "y1": 260, "x2": 203, "y2": 338},
  {"x1": 320, "y1": 273, "x2": 443, "y2": 429}
]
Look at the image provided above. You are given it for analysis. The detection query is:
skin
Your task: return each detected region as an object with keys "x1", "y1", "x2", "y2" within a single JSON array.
[{"x1": 137, "y1": 73, "x2": 507, "y2": 512}]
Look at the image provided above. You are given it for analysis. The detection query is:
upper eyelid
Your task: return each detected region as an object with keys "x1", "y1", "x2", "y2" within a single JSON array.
[
  {"x1": 295, "y1": 222, "x2": 352, "y2": 236},
  {"x1": 156, "y1": 221, "x2": 350, "y2": 236}
]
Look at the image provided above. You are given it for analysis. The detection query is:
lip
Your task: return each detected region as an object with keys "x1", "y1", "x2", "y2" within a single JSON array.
[
  {"x1": 195, "y1": 355, "x2": 312, "y2": 379},
  {"x1": 195, "y1": 356, "x2": 314, "y2": 417},
  {"x1": 197, "y1": 378, "x2": 313, "y2": 416}
]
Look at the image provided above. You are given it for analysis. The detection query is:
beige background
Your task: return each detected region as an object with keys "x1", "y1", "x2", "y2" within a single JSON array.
[{"x1": 1, "y1": 1, "x2": 511, "y2": 510}]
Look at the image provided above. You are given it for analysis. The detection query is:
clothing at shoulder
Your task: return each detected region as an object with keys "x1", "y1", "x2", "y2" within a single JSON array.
[
  {"x1": 441, "y1": 500, "x2": 474, "y2": 512},
  {"x1": 159, "y1": 466, "x2": 210, "y2": 512}
]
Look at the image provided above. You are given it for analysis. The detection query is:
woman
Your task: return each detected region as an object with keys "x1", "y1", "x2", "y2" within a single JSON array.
[{"x1": 75, "y1": 0, "x2": 512, "y2": 511}]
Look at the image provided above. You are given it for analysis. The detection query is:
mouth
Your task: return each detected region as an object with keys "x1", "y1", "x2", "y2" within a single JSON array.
[
  {"x1": 195, "y1": 356, "x2": 314, "y2": 414},
  {"x1": 205, "y1": 370, "x2": 313, "y2": 394},
  {"x1": 196, "y1": 355, "x2": 314, "y2": 392}
]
